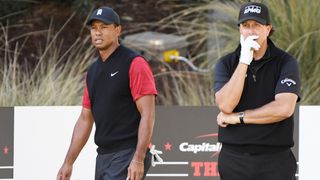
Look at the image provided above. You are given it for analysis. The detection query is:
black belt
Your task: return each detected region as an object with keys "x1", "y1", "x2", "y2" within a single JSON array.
[{"x1": 222, "y1": 143, "x2": 290, "y2": 155}]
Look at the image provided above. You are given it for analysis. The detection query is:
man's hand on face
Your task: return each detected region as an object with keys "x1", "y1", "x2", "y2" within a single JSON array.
[{"x1": 239, "y1": 35, "x2": 260, "y2": 65}]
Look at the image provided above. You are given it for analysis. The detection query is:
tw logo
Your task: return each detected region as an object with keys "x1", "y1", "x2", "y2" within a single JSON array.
[
  {"x1": 244, "y1": 5, "x2": 261, "y2": 14},
  {"x1": 97, "y1": 9, "x2": 103, "y2": 15}
]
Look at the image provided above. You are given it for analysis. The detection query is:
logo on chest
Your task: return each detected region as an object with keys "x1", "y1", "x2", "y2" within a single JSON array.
[{"x1": 110, "y1": 71, "x2": 119, "y2": 77}]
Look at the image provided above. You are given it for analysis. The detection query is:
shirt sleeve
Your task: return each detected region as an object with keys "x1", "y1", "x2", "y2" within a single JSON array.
[
  {"x1": 213, "y1": 59, "x2": 231, "y2": 93},
  {"x1": 275, "y1": 57, "x2": 301, "y2": 101},
  {"x1": 82, "y1": 74, "x2": 91, "y2": 109},
  {"x1": 129, "y1": 56, "x2": 158, "y2": 101}
]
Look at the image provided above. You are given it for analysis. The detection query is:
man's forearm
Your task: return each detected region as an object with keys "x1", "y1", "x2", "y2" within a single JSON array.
[
  {"x1": 218, "y1": 93, "x2": 298, "y2": 126},
  {"x1": 243, "y1": 94, "x2": 298, "y2": 124},
  {"x1": 133, "y1": 115, "x2": 154, "y2": 162},
  {"x1": 133, "y1": 95, "x2": 156, "y2": 162},
  {"x1": 216, "y1": 63, "x2": 248, "y2": 113}
]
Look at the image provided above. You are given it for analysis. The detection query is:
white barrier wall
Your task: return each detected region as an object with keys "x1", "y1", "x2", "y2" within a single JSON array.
[
  {"x1": 1, "y1": 106, "x2": 319, "y2": 179},
  {"x1": 299, "y1": 106, "x2": 320, "y2": 180},
  {"x1": 14, "y1": 106, "x2": 96, "y2": 180}
]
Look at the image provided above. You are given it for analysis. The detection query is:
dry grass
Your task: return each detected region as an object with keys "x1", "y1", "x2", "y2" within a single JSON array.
[
  {"x1": 145, "y1": 0, "x2": 320, "y2": 105},
  {"x1": 0, "y1": 0, "x2": 319, "y2": 106},
  {"x1": 0, "y1": 16, "x2": 95, "y2": 106}
]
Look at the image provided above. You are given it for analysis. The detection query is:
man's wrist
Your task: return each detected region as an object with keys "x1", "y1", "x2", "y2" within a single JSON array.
[
  {"x1": 238, "y1": 112, "x2": 245, "y2": 124},
  {"x1": 131, "y1": 159, "x2": 144, "y2": 165},
  {"x1": 239, "y1": 61, "x2": 250, "y2": 65},
  {"x1": 133, "y1": 151, "x2": 146, "y2": 162}
]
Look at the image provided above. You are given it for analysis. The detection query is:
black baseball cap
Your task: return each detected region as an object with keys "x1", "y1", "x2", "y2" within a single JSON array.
[
  {"x1": 238, "y1": 2, "x2": 270, "y2": 25},
  {"x1": 87, "y1": 7, "x2": 120, "y2": 26}
]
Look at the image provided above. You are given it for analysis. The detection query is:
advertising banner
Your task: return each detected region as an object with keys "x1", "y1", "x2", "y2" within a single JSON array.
[
  {"x1": 147, "y1": 106, "x2": 299, "y2": 179},
  {"x1": 0, "y1": 106, "x2": 302, "y2": 179},
  {"x1": 0, "y1": 107, "x2": 14, "y2": 179},
  {"x1": 147, "y1": 106, "x2": 221, "y2": 179}
]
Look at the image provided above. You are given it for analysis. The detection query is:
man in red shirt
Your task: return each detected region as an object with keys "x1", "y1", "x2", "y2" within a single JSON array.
[{"x1": 57, "y1": 6, "x2": 157, "y2": 180}]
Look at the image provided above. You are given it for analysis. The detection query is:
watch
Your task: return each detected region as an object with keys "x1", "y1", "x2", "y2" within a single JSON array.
[{"x1": 239, "y1": 112, "x2": 245, "y2": 124}]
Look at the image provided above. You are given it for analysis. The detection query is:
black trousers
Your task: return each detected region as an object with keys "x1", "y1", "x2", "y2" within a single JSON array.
[{"x1": 218, "y1": 146, "x2": 297, "y2": 180}]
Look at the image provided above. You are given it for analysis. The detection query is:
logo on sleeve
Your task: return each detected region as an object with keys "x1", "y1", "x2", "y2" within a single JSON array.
[{"x1": 281, "y1": 78, "x2": 296, "y2": 87}]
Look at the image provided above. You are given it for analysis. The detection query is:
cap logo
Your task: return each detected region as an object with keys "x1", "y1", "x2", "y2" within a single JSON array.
[
  {"x1": 244, "y1": 5, "x2": 261, "y2": 14},
  {"x1": 97, "y1": 9, "x2": 102, "y2": 16}
]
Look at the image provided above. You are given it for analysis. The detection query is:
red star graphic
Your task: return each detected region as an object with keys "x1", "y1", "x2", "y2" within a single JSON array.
[
  {"x1": 3, "y1": 146, "x2": 9, "y2": 155},
  {"x1": 164, "y1": 142, "x2": 172, "y2": 151}
]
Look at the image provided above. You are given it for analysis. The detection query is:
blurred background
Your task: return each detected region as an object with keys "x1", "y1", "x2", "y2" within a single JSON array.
[{"x1": 1, "y1": 0, "x2": 319, "y2": 106}]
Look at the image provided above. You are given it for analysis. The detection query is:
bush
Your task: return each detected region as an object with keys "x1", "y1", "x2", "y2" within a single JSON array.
[
  {"x1": 148, "y1": 0, "x2": 320, "y2": 105},
  {"x1": 0, "y1": 17, "x2": 95, "y2": 106},
  {"x1": 1, "y1": 0, "x2": 319, "y2": 106}
]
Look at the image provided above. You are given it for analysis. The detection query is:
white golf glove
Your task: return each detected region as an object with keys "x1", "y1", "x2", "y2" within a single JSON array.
[{"x1": 239, "y1": 35, "x2": 260, "y2": 65}]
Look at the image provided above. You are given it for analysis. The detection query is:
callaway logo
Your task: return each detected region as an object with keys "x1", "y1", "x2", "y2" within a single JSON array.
[
  {"x1": 281, "y1": 78, "x2": 296, "y2": 87},
  {"x1": 97, "y1": 9, "x2": 102, "y2": 16},
  {"x1": 110, "y1": 71, "x2": 119, "y2": 77},
  {"x1": 244, "y1": 5, "x2": 261, "y2": 14}
]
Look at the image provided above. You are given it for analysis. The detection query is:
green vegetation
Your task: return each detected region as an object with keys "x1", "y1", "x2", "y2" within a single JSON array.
[
  {"x1": 0, "y1": 17, "x2": 94, "y2": 105},
  {"x1": 0, "y1": 0, "x2": 319, "y2": 106},
  {"x1": 149, "y1": 0, "x2": 320, "y2": 105},
  {"x1": 268, "y1": 0, "x2": 320, "y2": 104}
]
